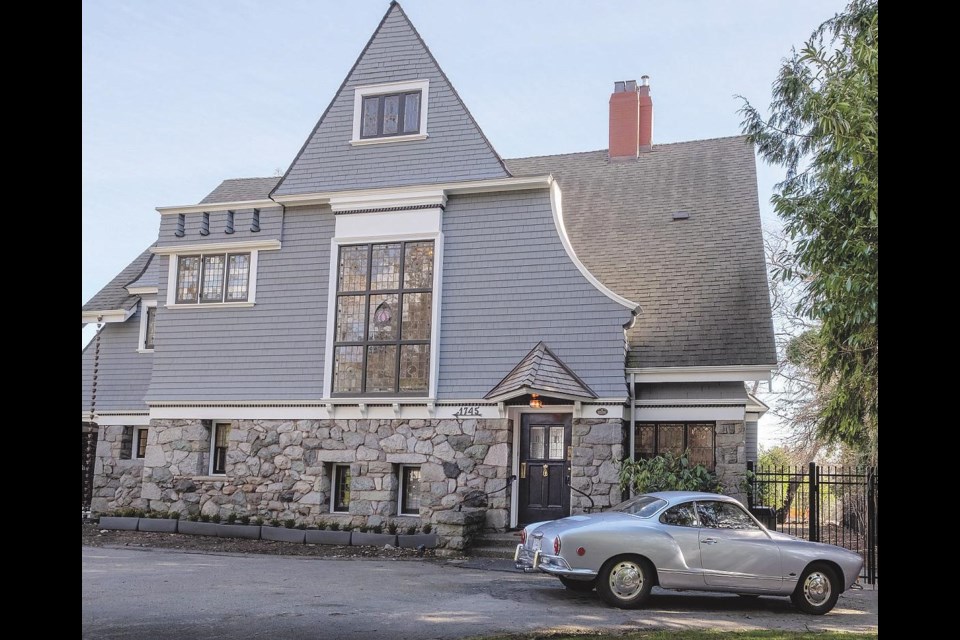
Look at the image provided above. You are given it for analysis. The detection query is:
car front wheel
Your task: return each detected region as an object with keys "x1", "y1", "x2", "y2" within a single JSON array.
[
  {"x1": 559, "y1": 576, "x2": 596, "y2": 592},
  {"x1": 596, "y1": 556, "x2": 653, "y2": 609},
  {"x1": 791, "y1": 563, "x2": 841, "y2": 615}
]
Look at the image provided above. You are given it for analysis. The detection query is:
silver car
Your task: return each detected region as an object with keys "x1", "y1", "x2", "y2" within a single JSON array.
[{"x1": 515, "y1": 491, "x2": 863, "y2": 614}]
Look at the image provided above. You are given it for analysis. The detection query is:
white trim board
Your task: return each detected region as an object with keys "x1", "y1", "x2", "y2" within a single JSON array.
[
  {"x1": 151, "y1": 239, "x2": 280, "y2": 255},
  {"x1": 81, "y1": 412, "x2": 151, "y2": 426},
  {"x1": 82, "y1": 307, "x2": 135, "y2": 325},
  {"x1": 548, "y1": 181, "x2": 637, "y2": 310},
  {"x1": 628, "y1": 365, "x2": 775, "y2": 383},
  {"x1": 633, "y1": 405, "x2": 746, "y2": 421},
  {"x1": 136, "y1": 299, "x2": 157, "y2": 354},
  {"x1": 156, "y1": 200, "x2": 277, "y2": 216}
]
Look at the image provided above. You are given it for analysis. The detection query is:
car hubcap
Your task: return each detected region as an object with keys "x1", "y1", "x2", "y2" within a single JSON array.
[
  {"x1": 609, "y1": 561, "x2": 644, "y2": 599},
  {"x1": 803, "y1": 571, "x2": 831, "y2": 606}
]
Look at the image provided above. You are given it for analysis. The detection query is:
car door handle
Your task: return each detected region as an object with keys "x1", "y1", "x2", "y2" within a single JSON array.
[{"x1": 702, "y1": 538, "x2": 719, "y2": 544}]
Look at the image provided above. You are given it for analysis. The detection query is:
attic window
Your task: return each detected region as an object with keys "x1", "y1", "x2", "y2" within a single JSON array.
[
  {"x1": 351, "y1": 80, "x2": 429, "y2": 146},
  {"x1": 672, "y1": 211, "x2": 691, "y2": 220}
]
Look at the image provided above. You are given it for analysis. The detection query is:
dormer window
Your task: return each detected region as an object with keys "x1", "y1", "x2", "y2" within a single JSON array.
[
  {"x1": 351, "y1": 80, "x2": 429, "y2": 146},
  {"x1": 362, "y1": 91, "x2": 421, "y2": 138}
]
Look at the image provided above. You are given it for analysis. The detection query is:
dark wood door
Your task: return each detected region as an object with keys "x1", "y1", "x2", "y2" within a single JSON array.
[{"x1": 518, "y1": 413, "x2": 571, "y2": 524}]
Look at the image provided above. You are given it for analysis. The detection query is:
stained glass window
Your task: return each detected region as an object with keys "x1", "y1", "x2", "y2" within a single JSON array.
[
  {"x1": 529, "y1": 427, "x2": 545, "y2": 459},
  {"x1": 358, "y1": 91, "x2": 421, "y2": 139},
  {"x1": 175, "y1": 253, "x2": 250, "y2": 304},
  {"x1": 548, "y1": 427, "x2": 565, "y2": 460},
  {"x1": 633, "y1": 423, "x2": 716, "y2": 471},
  {"x1": 333, "y1": 241, "x2": 433, "y2": 395}
]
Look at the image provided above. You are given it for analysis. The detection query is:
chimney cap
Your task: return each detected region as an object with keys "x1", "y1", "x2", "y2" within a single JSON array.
[
  {"x1": 614, "y1": 80, "x2": 638, "y2": 93},
  {"x1": 640, "y1": 75, "x2": 650, "y2": 86}
]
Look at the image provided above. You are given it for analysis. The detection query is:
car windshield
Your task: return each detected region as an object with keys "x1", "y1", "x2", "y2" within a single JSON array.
[{"x1": 610, "y1": 495, "x2": 668, "y2": 518}]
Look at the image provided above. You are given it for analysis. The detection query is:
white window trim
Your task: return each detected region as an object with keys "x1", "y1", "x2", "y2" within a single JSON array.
[
  {"x1": 209, "y1": 422, "x2": 230, "y2": 476},
  {"x1": 397, "y1": 464, "x2": 421, "y2": 516},
  {"x1": 133, "y1": 426, "x2": 149, "y2": 459},
  {"x1": 137, "y1": 299, "x2": 157, "y2": 353},
  {"x1": 351, "y1": 79, "x2": 430, "y2": 146},
  {"x1": 330, "y1": 464, "x2": 351, "y2": 514},
  {"x1": 165, "y1": 250, "x2": 260, "y2": 308},
  {"x1": 323, "y1": 228, "x2": 443, "y2": 399}
]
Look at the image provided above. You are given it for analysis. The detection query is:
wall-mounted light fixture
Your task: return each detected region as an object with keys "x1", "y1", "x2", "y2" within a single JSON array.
[{"x1": 529, "y1": 393, "x2": 543, "y2": 409}]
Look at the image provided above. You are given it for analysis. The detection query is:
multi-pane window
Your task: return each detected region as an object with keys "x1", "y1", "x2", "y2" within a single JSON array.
[
  {"x1": 143, "y1": 306, "x2": 156, "y2": 350},
  {"x1": 333, "y1": 241, "x2": 434, "y2": 395},
  {"x1": 332, "y1": 465, "x2": 351, "y2": 513},
  {"x1": 399, "y1": 466, "x2": 421, "y2": 516},
  {"x1": 361, "y1": 91, "x2": 421, "y2": 139},
  {"x1": 135, "y1": 427, "x2": 148, "y2": 459},
  {"x1": 635, "y1": 422, "x2": 715, "y2": 470},
  {"x1": 175, "y1": 253, "x2": 250, "y2": 304},
  {"x1": 210, "y1": 422, "x2": 231, "y2": 475}
]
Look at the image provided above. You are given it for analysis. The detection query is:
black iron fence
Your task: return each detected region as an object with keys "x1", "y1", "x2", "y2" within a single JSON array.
[{"x1": 746, "y1": 462, "x2": 877, "y2": 584}]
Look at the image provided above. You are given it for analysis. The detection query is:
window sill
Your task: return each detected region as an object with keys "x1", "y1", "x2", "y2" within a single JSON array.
[
  {"x1": 166, "y1": 302, "x2": 255, "y2": 310},
  {"x1": 137, "y1": 348, "x2": 155, "y2": 354},
  {"x1": 191, "y1": 475, "x2": 228, "y2": 481},
  {"x1": 330, "y1": 510, "x2": 350, "y2": 515},
  {"x1": 350, "y1": 133, "x2": 428, "y2": 146}
]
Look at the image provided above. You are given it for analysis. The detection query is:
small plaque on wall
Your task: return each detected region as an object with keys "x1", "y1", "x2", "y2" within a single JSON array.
[{"x1": 596, "y1": 407, "x2": 608, "y2": 416}]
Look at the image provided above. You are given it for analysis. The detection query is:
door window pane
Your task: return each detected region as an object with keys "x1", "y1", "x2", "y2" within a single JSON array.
[
  {"x1": 529, "y1": 427, "x2": 545, "y2": 459},
  {"x1": 548, "y1": 427, "x2": 565, "y2": 460},
  {"x1": 697, "y1": 501, "x2": 758, "y2": 530},
  {"x1": 660, "y1": 503, "x2": 698, "y2": 527}
]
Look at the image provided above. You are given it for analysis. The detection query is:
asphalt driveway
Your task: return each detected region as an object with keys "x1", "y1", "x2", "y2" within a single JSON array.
[{"x1": 82, "y1": 547, "x2": 878, "y2": 639}]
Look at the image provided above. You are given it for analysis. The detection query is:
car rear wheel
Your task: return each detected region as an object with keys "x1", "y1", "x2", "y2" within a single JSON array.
[
  {"x1": 558, "y1": 576, "x2": 596, "y2": 592},
  {"x1": 596, "y1": 556, "x2": 653, "y2": 609},
  {"x1": 790, "y1": 563, "x2": 840, "y2": 615}
]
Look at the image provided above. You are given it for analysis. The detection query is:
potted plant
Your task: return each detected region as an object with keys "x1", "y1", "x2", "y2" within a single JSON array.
[
  {"x1": 178, "y1": 512, "x2": 219, "y2": 537},
  {"x1": 98, "y1": 508, "x2": 142, "y2": 531},
  {"x1": 397, "y1": 522, "x2": 438, "y2": 549},
  {"x1": 351, "y1": 522, "x2": 397, "y2": 547},
  {"x1": 138, "y1": 510, "x2": 179, "y2": 533},
  {"x1": 260, "y1": 516, "x2": 306, "y2": 543},
  {"x1": 216, "y1": 512, "x2": 261, "y2": 540},
  {"x1": 305, "y1": 520, "x2": 352, "y2": 546}
]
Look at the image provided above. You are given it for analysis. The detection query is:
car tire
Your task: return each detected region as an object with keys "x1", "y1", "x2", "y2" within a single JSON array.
[
  {"x1": 559, "y1": 576, "x2": 596, "y2": 592},
  {"x1": 596, "y1": 556, "x2": 654, "y2": 609},
  {"x1": 791, "y1": 563, "x2": 841, "y2": 615}
]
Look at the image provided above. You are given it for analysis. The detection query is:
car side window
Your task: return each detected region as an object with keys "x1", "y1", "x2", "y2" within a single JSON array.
[
  {"x1": 696, "y1": 501, "x2": 759, "y2": 530},
  {"x1": 659, "y1": 502, "x2": 698, "y2": 527}
]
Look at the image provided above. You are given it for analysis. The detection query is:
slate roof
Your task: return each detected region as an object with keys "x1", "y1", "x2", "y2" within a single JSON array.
[
  {"x1": 505, "y1": 137, "x2": 777, "y2": 369},
  {"x1": 485, "y1": 342, "x2": 597, "y2": 400},
  {"x1": 199, "y1": 177, "x2": 280, "y2": 204},
  {"x1": 166, "y1": 136, "x2": 776, "y2": 370},
  {"x1": 82, "y1": 247, "x2": 155, "y2": 315}
]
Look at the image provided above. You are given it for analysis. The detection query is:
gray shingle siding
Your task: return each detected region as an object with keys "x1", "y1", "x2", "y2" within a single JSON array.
[
  {"x1": 81, "y1": 307, "x2": 153, "y2": 412},
  {"x1": 438, "y1": 190, "x2": 630, "y2": 399},
  {"x1": 635, "y1": 382, "x2": 748, "y2": 401},
  {"x1": 273, "y1": 4, "x2": 508, "y2": 196},
  {"x1": 155, "y1": 206, "x2": 282, "y2": 248},
  {"x1": 146, "y1": 207, "x2": 333, "y2": 401},
  {"x1": 746, "y1": 420, "x2": 758, "y2": 462}
]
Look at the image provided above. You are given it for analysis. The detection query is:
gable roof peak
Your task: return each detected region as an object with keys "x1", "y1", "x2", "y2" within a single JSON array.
[{"x1": 485, "y1": 342, "x2": 597, "y2": 402}]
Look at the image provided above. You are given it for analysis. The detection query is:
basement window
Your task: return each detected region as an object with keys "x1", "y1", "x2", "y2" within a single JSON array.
[
  {"x1": 398, "y1": 465, "x2": 421, "y2": 516},
  {"x1": 331, "y1": 465, "x2": 351, "y2": 514}
]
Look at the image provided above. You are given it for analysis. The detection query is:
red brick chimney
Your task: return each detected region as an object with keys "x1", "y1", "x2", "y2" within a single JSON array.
[{"x1": 609, "y1": 76, "x2": 653, "y2": 160}]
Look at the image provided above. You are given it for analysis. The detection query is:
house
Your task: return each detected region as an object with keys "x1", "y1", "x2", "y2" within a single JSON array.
[{"x1": 81, "y1": 2, "x2": 775, "y2": 549}]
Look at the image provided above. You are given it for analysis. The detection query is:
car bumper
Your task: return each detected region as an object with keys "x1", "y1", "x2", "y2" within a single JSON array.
[{"x1": 514, "y1": 544, "x2": 598, "y2": 578}]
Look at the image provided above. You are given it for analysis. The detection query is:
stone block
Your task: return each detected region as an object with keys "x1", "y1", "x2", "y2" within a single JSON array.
[
  {"x1": 582, "y1": 422, "x2": 623, "y2": 445},
  {"x1": 483, "y1": 443, "x2": 508, "y2": 467},
  {"x1": 385, "y1": 453, "x2": 427, "y2": 464},
  {"x1": 356, "y1": 446, "x2": 380, "y2": 461},
  {"x1": 379, "y1": 433, "x2": 407, "y2": 453}
]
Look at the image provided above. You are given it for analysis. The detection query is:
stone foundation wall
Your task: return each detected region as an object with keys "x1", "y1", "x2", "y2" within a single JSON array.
[
  {"x1": 570, "y1": 418, "x2": 625, "y2": 513},
  {"x1": 126, "y1": 417, "x2": 513, "y2": 552},
  {"x1": 90, "y1": 425, "x2": 145, "y2": 513},
  {"x1": 715, "y1": 420, "x2": 748, "y2": 501}
]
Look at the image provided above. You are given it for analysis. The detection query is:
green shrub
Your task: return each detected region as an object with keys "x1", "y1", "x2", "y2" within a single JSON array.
[
  {"x1": 210, "y1": 513, "x2": 222, "y2": 524},
  {"x1": 617, "y1": 451, "x2": 721, "y2": 494},
  {"x1": 329, "y1": 522, "x2": 340, "y2": 531},
  {"x1": 254, "y1": 517, "x2": 264, "y2": 526},
  {"x1": 199, "y1": 514, "x2": 210, "y2": 523},
  {"x1": 358, "y1": 525, "x2": 368, "y2": 533},
  {"x1": 186, "y1": 514, "x2": 198, "y2": 522},
  {"x1": 371, "y1": 524, "x2": 383, "y2": 534},
  {"x1": 405, "y1": 525, "x2": 417, "y2": 536},
  {"x1": 421, "y1": 523, "x2": 432, "y2": 534},
  {"x1": 226, "y1": 513, "x2": 237, "y2": 525},
  {"x1": 269, "y1": 518, "x2": 281, "y2": 528},
  {"x1": 239, "y1": 515, "x2": 250, "y2": 525},
  {"x1": 284, "y1": 518, "x2": 296, "y2": 529},
  {"x1": 169, "y1": 512, "x2": 181, "y2": 520},
  {"x1": 387, "y1": 521, "x2": 398, "y2": 535}
]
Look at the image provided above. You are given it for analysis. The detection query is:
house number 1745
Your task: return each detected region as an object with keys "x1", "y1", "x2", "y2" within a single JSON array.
[{"x1": 453, "y1": 406, "x2": 482, "y2": 417}]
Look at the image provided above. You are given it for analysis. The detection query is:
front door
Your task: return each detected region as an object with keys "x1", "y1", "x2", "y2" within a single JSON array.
[{"x1": 518, "y1": 413, "x2": 571, "y2": 524}]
